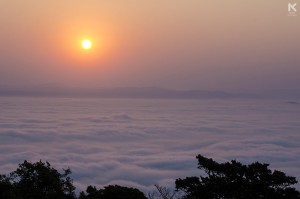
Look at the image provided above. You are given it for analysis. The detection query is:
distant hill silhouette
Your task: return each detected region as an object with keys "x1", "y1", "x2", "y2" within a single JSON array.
[
  {"x1": 0, "y1": 87, "x2": 255, "y2": 99},
  {"x1": 0, "y1": 86, "x2": 299, "y2": 99}
]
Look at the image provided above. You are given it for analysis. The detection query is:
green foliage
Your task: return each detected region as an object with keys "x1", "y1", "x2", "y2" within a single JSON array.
[
  {"x1": 176, "y1": 154, "x2": 300, "y2": 199},
  {"x1": 79, "y1": 184, "x2": 147, "y2": 199}
]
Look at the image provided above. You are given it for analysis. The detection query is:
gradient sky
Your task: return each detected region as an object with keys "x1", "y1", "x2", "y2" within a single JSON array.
[{"x1": 0, "y1": 0, "x2": 299, "y2": 91}]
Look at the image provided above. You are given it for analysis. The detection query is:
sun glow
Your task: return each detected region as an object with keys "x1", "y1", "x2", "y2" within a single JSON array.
[
  {"x1": 59, "y1": 20, "x2": 116, "y2": 67},
  {"x1": 81, "y1": 39, "x2": 92, "y2": 49}
]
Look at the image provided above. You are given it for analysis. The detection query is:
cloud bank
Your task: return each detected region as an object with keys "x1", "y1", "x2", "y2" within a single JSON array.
[{"x1": 0, "y1": 97, "x2": 300, "y2": 192}]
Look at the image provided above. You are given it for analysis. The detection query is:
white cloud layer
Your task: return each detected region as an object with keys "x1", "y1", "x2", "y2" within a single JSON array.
[{"x1": 0, "y1": 97, "x2": 300, "y2": 192}]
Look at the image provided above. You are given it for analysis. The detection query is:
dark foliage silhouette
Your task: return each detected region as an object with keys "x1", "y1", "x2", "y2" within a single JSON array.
[
  {"x1": 78, "y1": 184, "x2": 147, "y2": 199},
  {"x1": 0, "y1": 160, "x2": 76, "y2": 199},
  {"x1": 1, "y1": 157, "x2": 300, "y2": 199},
  {"x1": 176, "y1": 154, "x2": 300, "y2": 199},
  {"x1": 0, "y1": 174, "x2": 15, "y2": 199},
  {"x1": 148, "y1": 184, "x2": 182, "y2": 199}
]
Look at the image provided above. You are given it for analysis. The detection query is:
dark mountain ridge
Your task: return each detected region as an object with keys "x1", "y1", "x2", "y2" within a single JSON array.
[{"x1": 0, "y1": 87, "x2": 299, "y2": 99}]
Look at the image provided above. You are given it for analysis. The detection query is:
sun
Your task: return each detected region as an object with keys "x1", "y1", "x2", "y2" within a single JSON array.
[{"x1": 81, "y1": 39, "x2": 92, "y2": 49}]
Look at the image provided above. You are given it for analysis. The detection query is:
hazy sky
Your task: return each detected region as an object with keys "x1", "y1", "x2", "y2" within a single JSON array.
[{"x1": 0, "y1": 0, "x2": 299, "y2": 91}]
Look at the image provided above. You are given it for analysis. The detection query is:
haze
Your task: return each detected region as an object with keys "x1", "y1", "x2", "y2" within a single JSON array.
[{"x1": 0, "y1": 0, "x2": 299, "y2": 92}]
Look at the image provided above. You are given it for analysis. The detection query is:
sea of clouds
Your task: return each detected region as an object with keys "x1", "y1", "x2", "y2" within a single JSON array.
[{"x1": 0, "y1": 97, "x2": 300, "y2": 193}]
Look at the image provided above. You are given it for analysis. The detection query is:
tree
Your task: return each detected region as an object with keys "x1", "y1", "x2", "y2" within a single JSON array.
[
  {"x1": 79, "y1": 186, "x2": 102, "y2": 199},
  {"x1": 79, "y1": 184, "x2": 147, "y2": 199},
  {"x1": 4, "y1": 160, "x2": 76, "y2": 199},
  {"x1": 0, "y1": 174, "x2": 18, "y2": 199},
  {"x1": 148, "y1": 184, "x2": 182, "y2": 199},
  {"x1": 175, "y1": 154, "x2": 300, "y2": 199}
]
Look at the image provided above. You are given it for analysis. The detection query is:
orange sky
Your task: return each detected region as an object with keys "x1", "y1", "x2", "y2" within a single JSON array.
[{"x1": 0, "y1": 0, "x2": 299, "y2": 91}]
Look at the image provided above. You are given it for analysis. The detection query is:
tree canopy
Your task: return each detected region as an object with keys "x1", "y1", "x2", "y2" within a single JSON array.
[
  {"x1": 0, "y1": 160, "x2": 147, "y2": 199},
  {"x1": 1, "y1": 160, "x2": 75, "y2": 199},
  {"x1": 79, "y1": 185, "x2": 147, "y2": 199},
  {"x1": 1, "y1": 156, "x2": 300, "y2": 199},
  {"x1": 176, "y1": 154, "x2": 300, "y2": 199}
]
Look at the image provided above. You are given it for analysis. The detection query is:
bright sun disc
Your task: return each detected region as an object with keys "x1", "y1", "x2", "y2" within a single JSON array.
[{"x1": 82, "y1": 40, "x2": 92, "y2": 49}]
